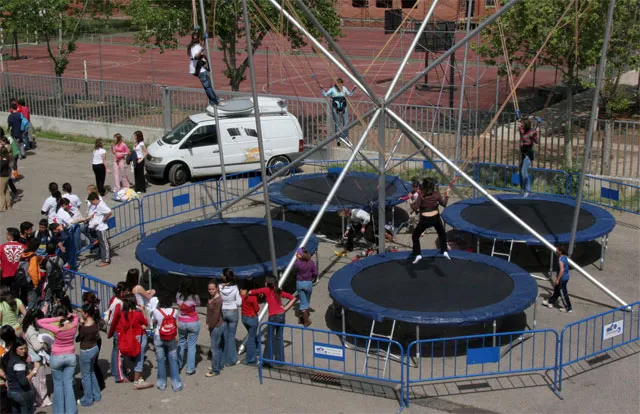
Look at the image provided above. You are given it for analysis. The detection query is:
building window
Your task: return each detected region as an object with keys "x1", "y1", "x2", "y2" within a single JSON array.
[
  {"x1": 352, "y1": 0, "x2": 368, "y2": 7},
  {"x1": 401, "y1": 0, "x2": 417, "y2": 8},
  {"x1": 486, "y1": 0, "x2": 496, "y2": 7},
  {"x1": 376, "y1": 0, "x2": 393, "y2": 8}
]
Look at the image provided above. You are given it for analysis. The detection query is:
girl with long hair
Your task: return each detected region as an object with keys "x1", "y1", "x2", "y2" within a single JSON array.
[
  {"x1": 411, "y1": 177, "x2": 450, "y2": 264},
  {"x1": 111, "y1": 133, "x2": 131, "y2": 192},
  {"x1": 133, "y1": 131, "x2": 148, "y2": 193},
  {"x1": 176, "y1": 278, "x2": 200, "y2": 375},
  {"x1": 220, "y1": 268, "x2": 241, "y2": 366},
  {"x1": 294, "y1": 247, "x2": 317, "y2": 327},
  {"x1": 91, "y1": 139, "x2": 109, "y2": 196},
  {"x1": 248, "y1": 277, "x2": 296, "y2": 365},
  {"x1": 76, "y1": 302, "x2": 102, "y2": 406},
  {"x1": 21, "y1": 308, "x2": 51, "y2": 408},
  {"x1": 240, "y1": 278, "x2": 260, "y2": 365},
  {"x1": 205, "y1": 280, "x2": 224, "y2": 377},
  {"x1": 187, "y1": 32, "x2": 221, "y2": 106},
  {"x1": 106, "y1": 282, "x2": 129, "y2": 383},
  {"x1": 2, "y1": 337, "x2": 36, "y2": 414},
  {"x1": 0, "y1": 286, "x2": 27, "y2": 336},
  {"x1": 116, "y1": 293, "x2": 151, "y2": 389}
]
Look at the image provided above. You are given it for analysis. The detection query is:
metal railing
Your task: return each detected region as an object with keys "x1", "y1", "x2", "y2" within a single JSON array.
[
  {"x1": 568, "y1": 174, "x2": 640, "y2": 214},
  {"x1": 64, "y1": 268, "x2": 116, "y2": 316},
  {"x1": 475, "y1": 162, "x2": 570, "y2": 196}
]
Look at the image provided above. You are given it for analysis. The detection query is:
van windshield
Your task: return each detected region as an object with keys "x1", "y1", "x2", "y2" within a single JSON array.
[{"x1": 162, "y1": 118, "x2": 197, "y2": 145}]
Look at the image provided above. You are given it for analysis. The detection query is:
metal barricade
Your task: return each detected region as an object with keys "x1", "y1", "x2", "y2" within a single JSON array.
[
  {"x1": 475, "y1": 162, "x2": 570, "y2": 196},
  {"x1": 568, "y1": 174, "x2": 640, "y2": 214},
  {"x1": 63, "y1": 268, "x2": 116, "y2": 316}
]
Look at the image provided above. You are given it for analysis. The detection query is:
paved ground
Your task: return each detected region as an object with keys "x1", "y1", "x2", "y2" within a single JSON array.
[{"x1": 2, "y1": 139, "x2": 639, "y2": 413}]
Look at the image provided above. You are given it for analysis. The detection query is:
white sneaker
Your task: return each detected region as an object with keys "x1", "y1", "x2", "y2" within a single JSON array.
[
  {"x1": 412, "y1": 255, "x2": 422, "y2": 264},
  {"x1": 442, "y1": 251, "x2": 451, "y2": 260},
  {"x1": 542, "y1": 299, "x2": 553, "y2": 308}
]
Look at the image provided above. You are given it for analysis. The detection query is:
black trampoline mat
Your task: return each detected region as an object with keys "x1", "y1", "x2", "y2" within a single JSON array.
[
  {"x1": 156, "y1": 223, "x2": 298, "y2": 268},
  {"x1": 281, "y1": 175, "x2": 401, "y2": 206},
  {"x1": 351, "y1": 258, "x2": 514, "y2": 313},
  {"x1": 460, "y1": 199, "x2": 596, "y2": 236}
]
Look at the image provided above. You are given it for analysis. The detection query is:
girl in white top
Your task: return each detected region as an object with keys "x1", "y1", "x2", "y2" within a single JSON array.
[
  {"x1": 321, "y1": 78, "x2": 356, "y2": 142},
  {"x1": 91, "y1": 139, "x2": 109, "y2": 197},
  {"x1": 133, "y1": 131, "x2": 148, "y2": 194},
  {"x1": 61, "y1": 183, "x2": 82, "y2": 216},
  {"x1": 54, "y1": 198, "x2": 85, "y2": 229},
  {"x1": 219, "y1": 268, "x2": 242, "y2": 366},
  {"x1": 125, "y1": 268, "x2": 156, "y2": 309}
]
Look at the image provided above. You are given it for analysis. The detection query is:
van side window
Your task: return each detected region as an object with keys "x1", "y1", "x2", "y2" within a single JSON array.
[
  {"x1": 227, "y1": 128, "x2": 242, "y2": 137},
  {"x1": 183, "y1": 125, "x2": 218, "y2": 148},
  {"x1": 245, "y1": 128, "x2": 258, "y2": 137}
]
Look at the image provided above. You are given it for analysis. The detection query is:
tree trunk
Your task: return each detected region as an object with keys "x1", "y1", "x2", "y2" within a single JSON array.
[
  {"x1": 13, "y1": 31, "x2": 19, "y2": 59},
  {"x1": 55, "y1": 73, "x2": 64, "y2": 118},
  {"x1": 564, "y1": 80, "x2": 573, "y2": 167}
]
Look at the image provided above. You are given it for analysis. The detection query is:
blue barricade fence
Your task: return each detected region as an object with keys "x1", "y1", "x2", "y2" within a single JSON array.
[
  {"x1": 108, "y1": 198, "x2": 143, "y2": 240},
  {"x1": 567, "y1": 174, "x2": 640, "y2": 215},
  {"x1": 405, "y1": 329, "x2": 559, "y2": 406},
  {"x1": 558, "y1": 300, "x2": 640, "y2": 391},
  {"x1": 63, "y1": 268, "x2": 116, "y2": 316},
  {"x1": 258, "y1": 322, "x2": 406, "y2": 409},
  {"x1": 475, "y1": 162, "x2": 570, "y2": 196}
]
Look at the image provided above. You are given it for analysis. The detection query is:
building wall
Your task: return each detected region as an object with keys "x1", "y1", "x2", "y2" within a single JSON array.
[{"x1": 339, "y1": 0, "x2": 497, "y2": 23}]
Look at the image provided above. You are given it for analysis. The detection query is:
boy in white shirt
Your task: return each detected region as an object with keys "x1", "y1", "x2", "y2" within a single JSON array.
[
  {"x1": 61, "y1": 183, "x2": 82, "y2": 215},
  {"x1": 87, "y1": 192, "x2": 112, "y2": 267},
  {"x1": 337, "y1": 208, "x2": 372, "y2": 255},
  {"x1": 41, "y1": 182, "x2": 59, "y2": 224}
]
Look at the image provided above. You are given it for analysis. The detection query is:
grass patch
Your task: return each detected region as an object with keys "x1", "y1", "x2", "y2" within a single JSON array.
[{"x1": 35, "y1": 129, "x2": 115, "y2": 146}]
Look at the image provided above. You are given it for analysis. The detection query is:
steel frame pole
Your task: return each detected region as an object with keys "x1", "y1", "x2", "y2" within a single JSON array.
[
  {"x1": 387, "y1": 0, "x2": 522, "y2": 105},
  {"x1": 292, "y1": 0, "x2": 379, "y2": 105},
  {"x1": 453, "y1": 0, "x2": 474, "y2": 164},
  {"x1": 568, "y1": 0, "x2": 616, "y2": 256},
  {"x1": 242, "y1": 0, "x2": 278, "y2": 277},
  {"x1": 266, "y1": 0, "x2": 373, "y2": 102},
  {"x1": 198, "y1": 0, "x2": 228, "y2": 201},
  {"x1": 378, "y1": 107, "x2": 386, "y2": 254},
  {"x1": 384, "y1": 0, "x2": 440, "y2": 101},
  {"x1": 386, "y1": 107, "x2": 628, "y2": 308}
]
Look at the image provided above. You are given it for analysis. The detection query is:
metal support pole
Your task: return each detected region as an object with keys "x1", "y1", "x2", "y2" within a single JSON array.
[
  {"x1": 388, "y1": 0, "x2": 522, "y2": 105},
  {"x1": 198, "y1": 0, "x2": 229, "y2": 201},
  {"x1": 568, "y1": 0, "x2": 616, "y2": 256},
  {"x1": 384, "y1": 0, "x2": 440, "y2": 100},
  {"x1": 242, "y1": 0, "x2": 278, "y2": 277},
  {"x1": 378, "y1": 107, "x2": 386, "y2": 254},
  {"x1": 386, "y1": 107, "x2": 628, "y2": 308},
  {"x1": 454, "y1": 0, "x2": 473, "y2": 164},
  {"x1": 266, "y1": 0, "x2": 374, "y2": 102}
]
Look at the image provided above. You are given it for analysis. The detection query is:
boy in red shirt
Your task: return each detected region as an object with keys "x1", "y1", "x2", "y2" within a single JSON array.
[{"x1": 0, "y1": 228, "x2": 26, "y2": 295}]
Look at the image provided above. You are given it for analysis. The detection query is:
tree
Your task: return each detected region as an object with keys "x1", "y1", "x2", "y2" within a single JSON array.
[{"x1": 127, "y1": 0, "x2": 342, "y2": 91}]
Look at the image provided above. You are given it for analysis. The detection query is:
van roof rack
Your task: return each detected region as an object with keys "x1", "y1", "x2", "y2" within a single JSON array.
[{"x1": 205, "y1": 97, "x2": 287, "y2": 118}]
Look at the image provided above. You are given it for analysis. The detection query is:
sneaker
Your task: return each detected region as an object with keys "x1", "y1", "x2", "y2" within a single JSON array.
[
  {"x1": 542, "y1": 299, "x2": 553, "y2": 309},
  {"x1": 96, "y1": 262, "x2": 110, "y2": 267},
  {"x1": 523, "y1": 192, "x2": 530, "y2": 198},
  {"x1": 559, "y1": 308, "x2": 573, "y2": 313},
  {"x1": 205, "y1": 371, "x2": 219, "y2": 377},
  {"x1": 412, "y1": 255, "x2": 422, "y2": 264},
  {"x1": 442, "y1": 251, "x2": 451, "y2": 260}
]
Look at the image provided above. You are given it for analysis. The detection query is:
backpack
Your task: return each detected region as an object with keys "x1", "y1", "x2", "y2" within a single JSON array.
[
  {"x1": 158, "y1": 309, "x2": 177, "y2": 341},
  {"x1": 118, "y1": 313, "x2": 141, "y2": 357},
  {"x1": 332, "y1": 96, "x2": 347, "y2": 112},
  {"x1": 20, "y1": 114, "x2": 30, "y2": 132},
  {"x1": 45, "y1": 257, "x2": 65, "y2": 295},
  {"x1": 14, "y1": 260, "x2": 31, "y2": 287},
  {"x1": 126, "y1": 150, "x2": 137, "y2": 165}
]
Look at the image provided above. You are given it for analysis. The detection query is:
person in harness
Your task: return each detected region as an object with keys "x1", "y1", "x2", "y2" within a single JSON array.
[
  {"x1": 321, "y1": 78, "x2": 356, "y2": 145},
  {"x1": 187, "y1": 32, "x2": 223, "y2": 107},
  {"x1": 518, "y1": 118, "x2": 539, "y2": 197}
]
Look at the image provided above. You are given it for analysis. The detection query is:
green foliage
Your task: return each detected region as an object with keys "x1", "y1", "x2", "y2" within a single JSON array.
[{"x1": 127, "y1": 0, "x2": 342, "y2": 91}]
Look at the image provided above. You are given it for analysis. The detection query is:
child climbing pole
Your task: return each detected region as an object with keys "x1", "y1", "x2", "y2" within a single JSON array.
[
  {"x1": 321, "y1": 79, "x2": 356, "y2": 145},
  {"x1": 187, "y1": 32, "x2": 223, "y2": 107}
]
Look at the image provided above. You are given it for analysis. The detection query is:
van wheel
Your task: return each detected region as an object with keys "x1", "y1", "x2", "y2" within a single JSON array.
[
  {"x1": 267, "y1": 155, "x2": 291, "y2": 175},
  {"x1": 168, "y1": 164, "x2": 189, "y2": 186}
]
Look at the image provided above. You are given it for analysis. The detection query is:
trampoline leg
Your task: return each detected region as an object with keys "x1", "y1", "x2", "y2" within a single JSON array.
[
  {"x1": 282, "y1": 207, "x2": 286, "y2": 221},
  {"x1": 532, "y1": 300, "x2": 537, "y2": 330},
  {"x1": 492, "y1": 320, "x2": 497, "y2": 347},
  {"x1": 476, "y1": 237, "x2": 480, "y2": 254},
  {"x1": 600, "y1": 235, "x2": 608, "y2": 271},
  {"x1": 416, "y1": 326, "x2": 420, "y2": 359},
  {"x1": 549, "y1": 249, "x2": 554, "y2": 277}
]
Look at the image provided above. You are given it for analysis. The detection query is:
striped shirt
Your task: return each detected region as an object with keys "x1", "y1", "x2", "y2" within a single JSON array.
[{"x1": 519, "y1": 126, "x2": 538, "y2": 147}]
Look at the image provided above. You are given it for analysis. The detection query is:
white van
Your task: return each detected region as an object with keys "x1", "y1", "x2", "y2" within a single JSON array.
[{"x1": 145, "y1": 97, "x2": 304, "y2": 185}]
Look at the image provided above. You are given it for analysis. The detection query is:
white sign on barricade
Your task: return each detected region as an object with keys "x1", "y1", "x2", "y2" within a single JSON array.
[{"x1": 602, "y1": 320, "x2": 624, "y2": 341}]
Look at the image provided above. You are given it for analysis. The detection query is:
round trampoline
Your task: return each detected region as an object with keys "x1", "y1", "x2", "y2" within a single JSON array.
[
  {"x1": 329, "y1": 250, "x2": 537, "y2": 326},
  {"x1": 442, "y1": 194, "x2": 616, "y2": 245},
  {"x1": 136, "y1": 217, "x2": 318, "y2": 279},
  {"x1": 268, "y1": 172, "x2": 409, "y2": 212}
]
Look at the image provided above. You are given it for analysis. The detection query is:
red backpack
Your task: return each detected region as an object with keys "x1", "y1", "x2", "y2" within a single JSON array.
[
  {"x1": 158, "y1": 309, "x2": 177, "y2": 341},
  {"x1": 118, "y1": 313, "x2": 141, "y2": 357}
]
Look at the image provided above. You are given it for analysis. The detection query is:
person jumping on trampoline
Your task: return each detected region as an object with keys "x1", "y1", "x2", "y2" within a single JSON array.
[
  {"x1": 518, "y1": 118, "x2": 538, "y2": 198},
  {"x1": 543, "y1": 247, "x2": 572, "y2": 312},
  {"x1": 187, "y1": 32, "x2": 223, "y2": 107},
  {"x1": 411, "y1": 177, "x2": 450, "y2": 264},
  {"x1": 321, "y1": 79, "x2": 355, "y2": 145},
  {"x1": 337, "y1": 208, "x2": 372, "y2": 256}
]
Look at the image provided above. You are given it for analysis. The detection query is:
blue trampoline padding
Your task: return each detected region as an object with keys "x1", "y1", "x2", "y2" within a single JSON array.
[
  {"x1": 135, "y1": 217, "x2": 318, "y2": 279},
  {"x1": 329, "y1": 250, "x2": 538, "y2": 326},
  {"x1": 267, "y1": 172, "x2": 410, "y2": 212},
  {"x1": 442, "y1": 194, "x2": 616, "y2": 245}
]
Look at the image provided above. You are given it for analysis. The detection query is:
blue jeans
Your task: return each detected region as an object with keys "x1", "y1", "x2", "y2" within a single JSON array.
[
  {"x1": 134, "y1": 333, "x2": 147, "y2": 373},
  {"x1": 50, "y1": 353, "x2": 77, "y2": 414},
  {"x1": 296, "y1": 280, "x2": 313, "y2": 311},
  {"x1": 198, "y1": 70, "x2": 220, "y2": 105},
  {"x1": 111, "y1": 333, "x2": 125, "y2": 382},
  {"x1": 70, "y1": 224, "x2": 83, "y2": 253},
  {"x1": 79, "y1": 345, "x2": 101, "y2": 406},
  {"x1": 222, "y1": 309, "x2": 239, "y2": 365},
  {"x1": 209, "y1": 325, "x2": 224, "y2": 374},
  {"x1": 242, "y1": 315, "x2": 259, "y2": 364},
  {"x1": 520, "y1": 151, "x2": 532, "y2": 193},
  {"x1": 7, "y1": 389, "x2": 35, "y2": 414},
  {"x1": 331, "y1": 107, "x2": 349, "y2": 139},
  {"x1": 264, "y1": 313, "x2": 286, "y2": 364},
  {"x1": 154, "y1": 335, "x2": 183, "y2": 392},
  {"x1": 177, "y1": 320, "x2": 201, "y2": 374}
]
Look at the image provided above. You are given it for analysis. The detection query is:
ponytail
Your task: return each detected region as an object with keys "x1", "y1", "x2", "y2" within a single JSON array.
[{"x1": 265, "y1": 277, "x2": 281, "y2": 301}]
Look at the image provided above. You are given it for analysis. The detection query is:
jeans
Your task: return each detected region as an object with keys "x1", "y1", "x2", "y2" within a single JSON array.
[
  {"x1": 264, "y1": 313, "x2": 286, "y2": 364},
  {"x1": 135, "y1": 333, "x2": 147, "y2": 373},
  {"x1": 50, "y1": 353, "x2": 77, "y2": 414},
  {"x1": 548, "y1": 280, "x2": 572, "y2": 310},
  {"x1": 70, "y1": 224, "x2": 83, "y2": 254},
  {"x1": 241, "y1": 315, "x2": 259, "y2": 364},
  {"x1": 154, "y1": 335, "x2": 183, "y2": 391},
  {"x1": 331, "y1": 107, "x2": 349, "y2": 139},
  {"x1": 296, "y1": 281, "x2": 313, "y2": 311},
  {"x1": 7, "y1": 389, "x2": 35, "y2": 414},
  {"x1": 520, "y1": 147, "x2": 534, "y2": 193},
  {"x1": 222, "y1": 309, "x2": 239, "y2": 365},
  {"x1": 79, "y1": 345, "x2": 101, "y2": 406},
  {"x1": 209, "y1": 325, "x2": 224, "y2": 374},
  {"x1": 111, "y1": 333, "x2": 125, "y2": 382},
  {"x1": 178, "y1": 320, "x2": 201, "y2": 374},
  {"x1": 412, "y1": 214, "x2": 448, "y2": 255},
  {"x1": 198, "y1": 70, "x2": 220, "y2": 105}
]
